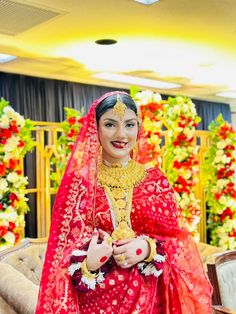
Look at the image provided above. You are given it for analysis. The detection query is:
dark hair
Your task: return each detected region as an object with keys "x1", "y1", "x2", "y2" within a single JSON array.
[{"x1": 96, "y1": 93, "x2": 137, "y2": 122}]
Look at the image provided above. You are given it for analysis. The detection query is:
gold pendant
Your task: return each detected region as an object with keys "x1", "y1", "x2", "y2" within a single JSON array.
[{"x1": 111, "y1": 221, "x2": 136, "y2": 240}]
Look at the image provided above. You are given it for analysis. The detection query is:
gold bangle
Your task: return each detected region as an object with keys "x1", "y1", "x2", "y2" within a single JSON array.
[
  {"x1": 144, "y1": 238, "x2": 156, "y2": 263},
  {"x1": 81, "y1": 259, "x2": 97, "y2": 279}
]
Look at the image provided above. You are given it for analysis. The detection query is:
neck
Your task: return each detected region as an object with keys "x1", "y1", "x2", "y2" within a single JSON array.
[{"x1": 102, "y1": 153, "x2": 130, "y2": 167}]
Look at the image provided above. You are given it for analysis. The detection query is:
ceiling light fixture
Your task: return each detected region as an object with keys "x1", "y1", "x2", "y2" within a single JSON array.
[
  {"x1": 93, "y1": 72, "x2": 181, "y2": 89},
  {"x1": 216, "y1": 91, "x2": 236, "y2": 99},
  {"x1": 134, "y1": 0, "x2": 160, "y2": 5},
  {"x1": 95, "y1": 39, "x2": 117, "y2": 45},
  {"x1": 0, "y1": 53, "x2": 16, "y2": 63}
]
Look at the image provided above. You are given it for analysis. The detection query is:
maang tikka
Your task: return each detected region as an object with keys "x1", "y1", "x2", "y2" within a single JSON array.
[{"x1": 113, "y1": 95, "x2": 127, "y2": 118}]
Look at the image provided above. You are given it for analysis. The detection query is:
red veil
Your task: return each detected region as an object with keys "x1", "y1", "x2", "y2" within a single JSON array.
[{"x1": 36, "y1": 91, "x2": 212, "y2": 313}]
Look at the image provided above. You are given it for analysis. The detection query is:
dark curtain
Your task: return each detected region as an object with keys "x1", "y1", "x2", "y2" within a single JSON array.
[
  {"x1": 0, "y1": 72, "x2": 231, "y2": 237},
  {"x1": 0, "y1": 71, "x2": 127, "y2": 237},
  {"x1": 193, "y1": 98, "x2": 231, "y2": 130}
]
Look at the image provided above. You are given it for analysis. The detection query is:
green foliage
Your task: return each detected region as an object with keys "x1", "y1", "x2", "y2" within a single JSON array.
[{"x1": 50, "y1": 107, "x2": 84, "y2": 191}]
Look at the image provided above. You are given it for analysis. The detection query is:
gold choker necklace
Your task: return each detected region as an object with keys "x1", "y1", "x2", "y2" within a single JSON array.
[{"x1": 98, "y1": 159, "x2": 146, "y2": 189}]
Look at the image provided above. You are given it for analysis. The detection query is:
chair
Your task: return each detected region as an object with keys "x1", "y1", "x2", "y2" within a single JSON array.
[
  {"x1": 207, "y1": 250, "x2": 236, "y2": 314},
  {"x1": 0, "y1": 238, "x2": 47, "y2": 314}
]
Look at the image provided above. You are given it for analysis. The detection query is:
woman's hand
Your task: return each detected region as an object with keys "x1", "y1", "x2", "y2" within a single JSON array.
[
  {"x1": 113, "y1": 238, "x2": 150, "y2": 269},
  {"x1": 86, "y1": 228, "x2": 113, "y2": 271}
]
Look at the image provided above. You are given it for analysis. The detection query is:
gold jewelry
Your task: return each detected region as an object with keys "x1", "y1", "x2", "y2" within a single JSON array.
[
  {"x1": 118, "y1": 254, "x2": 126, "y2": 262},
  {"x1": 98, "y1": 160, "x2": 146, "y2": 189},
  {"x1": 113, "y1": 95, "x2": 127, "y2": 118},
  {"x1": 98, "y1": 160, "x2": 146, "y2": 241},
  {"x1": 107, "y1": 236, "x2": 113, "y2": 246},
  {"x1": 81, "y1": 259, "x2": 97, "y2": 279},
  {"x1": 144, "y1": 238, "x2": 156, "y2": 263}
]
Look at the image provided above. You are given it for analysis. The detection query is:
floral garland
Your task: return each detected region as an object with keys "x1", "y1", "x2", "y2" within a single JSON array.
[
  {"x1": 51, "y1": 107, "x2": 84, "y2": 191},
  {"x1": 0, "y1": 98, "x2": 34, "y2": 250},
  {"x1": 203, "y1": 114, "x2": 236, "y2": 250},
  {"x1": 164, "y1": 96, "x2": 201, "y2": 238},
  {"x1": 133, "y1": 90, "x2": 164, "y2": 167}
]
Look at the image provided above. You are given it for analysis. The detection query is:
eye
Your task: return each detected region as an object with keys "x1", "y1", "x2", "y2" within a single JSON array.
[
  {"x1": 104, "y1": 122, "x2": 115, "y2": 128},
  {"x1": 126, "y1": 123, "x2": 135, "y2": 128}
]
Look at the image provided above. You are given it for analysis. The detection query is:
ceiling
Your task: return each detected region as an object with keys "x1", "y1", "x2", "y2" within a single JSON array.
[{"x1": 0, "y1": 0, "x2": 236, "y2": 109}]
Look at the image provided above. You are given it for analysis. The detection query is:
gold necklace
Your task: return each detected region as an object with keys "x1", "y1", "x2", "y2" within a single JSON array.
[
  {"x1": 98, "y1": 160, "x2": 146, "y2": 240},
  {"x1": 98, "y1": 159, "x2": 146, "y2": 189}
]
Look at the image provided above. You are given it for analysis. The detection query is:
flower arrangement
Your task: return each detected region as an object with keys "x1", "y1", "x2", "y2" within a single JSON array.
[
  {"x1": 133, "y1": 90, "x2": 164, "y2": 167},
  {"x1": 0, "y1": 98, "x2": 34, "y2": 250},
  {"x1": 164, "y1": 96, "x2": 201, "y2": 237},
  {"x1": 203, "y1": 114, "x2": 236, "y2": 250},
  {"x1": 50, "y1": 107, "x2": 84, "y2": 191}
]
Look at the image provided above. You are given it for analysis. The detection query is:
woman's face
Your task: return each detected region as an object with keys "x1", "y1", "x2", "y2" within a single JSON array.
[{"x1": 98, "y1": 108, "x2": 139, "y2": 164}]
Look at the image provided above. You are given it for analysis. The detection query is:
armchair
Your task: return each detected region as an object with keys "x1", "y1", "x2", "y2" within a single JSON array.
[
  {"x1": 207, "y1": 250, "x2": 236, "y2": 314},
  {"x1": 0, "y1": 238, "x2": 47, "y2": 314}
]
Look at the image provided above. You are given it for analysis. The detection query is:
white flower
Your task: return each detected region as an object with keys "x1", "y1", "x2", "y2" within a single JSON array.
[
  {"x1": 0, "y1": 211, "x2": 18, "y2": 221},
  {"x1": 219, "y1": 196, "x2": 227, "y2": 205},
  {"x1": 3, "y1": 107, "x2": 25, "y2": 127},
  {"x1": 217, "y1": 141, "x2": 226, "y2": 149},
  {"x1": 4, "y1": 137, "x2": 20, "y2": 152},
  {"x1": 71, "y1": 249, "x2": 87, "y2": 257},
  {"x1": 0, "y1": 178, "x2": 8, "y2": 192},
  {"x1": 176, "y1": 96, "x2": 184, "y2": 105},
  {"x1": 3, "y1": 231, "x2": 15, "y2": 244},
  {"x1": 0, "y1": 114, "x2": 10, "y2": 128},
  {"x1": 217, "y1": 179, "x2": 229, "y2": 188},
  {"x1": 7, "y1": 172, "x2": 19, "y2": 183},
  {"x1": 68, "y1": 263, "x2": 81, "y2": 276}
]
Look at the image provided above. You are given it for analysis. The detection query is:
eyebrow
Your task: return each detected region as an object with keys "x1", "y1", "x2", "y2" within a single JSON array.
[{"x1": 103, "y1": 118, "x2": 138, "y2": 123}]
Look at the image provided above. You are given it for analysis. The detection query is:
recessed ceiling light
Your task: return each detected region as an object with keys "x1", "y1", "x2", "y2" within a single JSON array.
[
  {"x1": 93, "y1": 72, "x2": 181, "y2": 89},
  {"x1": 134, "y1": 0, "x2": 160, "y2": 5},
  {"x1": 216, "y1": 91, "x2": 236, "y2": 99},
  {"x1": 0, "y1": 53, "x2": 16, "y2": 63},
  {"x1": 95, "y1": 39, "x2": 117, "y2": 45}
]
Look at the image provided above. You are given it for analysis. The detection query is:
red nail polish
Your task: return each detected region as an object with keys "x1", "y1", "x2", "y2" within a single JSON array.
[
  {"x1": 100, "y1": 256, "x2": 108, "y2": 263},
  {"x1": 136, "y1": 248, "x2": 142, "y2": 256}
]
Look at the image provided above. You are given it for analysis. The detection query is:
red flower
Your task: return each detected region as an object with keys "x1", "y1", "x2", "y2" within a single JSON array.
[
  {"x1": 228, "y1": 228, "x2": 236, "y2": 238},
  {"x1": 9, "y1": 193, "x2": 19, "y2": 206},
  {"x1": 0, "y1": 128, "x2": 12, "y2": 139},
  {"x1": 68, "y1": 117, "x2": 76, "y2": 125},
  {"x1": 17, "y1": 140, "x2": 25, "y2": 148},
  {"x1": 0, "y1": 203, "x2": 3, "y2": 211},
  {"x1": 67, "y1": 128, "x2": 77, "y2": 138},
  {"x1": 0, "y1": 163, "x2": 6, "y2": 176},
  {"x1": 78, "y1": 117, "x2": 85, "y2": 124},
  {"x1": 214, "y1": 192, "x2": 221, "y2": 200},
  {"x1": 220, "y1": 207, "x2": 233, "y2": 221},
  {"x1": 9, "y1": 120, "x2": 19, "y2": 133},
  {"x1": 8, "y1": 221, "x2": 16, "y2": 231},
  {"x1": 147, "y1": 102, "x2": 163, "y2": 112},
  {"x1": 0, "y1": 226, "x2": 8, "y2": 237},
  {"x1": 68, "y1": 144, "x2": 74, "y2": 151},
  {"x1": 8, "y1": 159, "x2": 20, "y2": 170},
  {"x1": 14, "y1": 233, "x2": 20, "y2": 242}
]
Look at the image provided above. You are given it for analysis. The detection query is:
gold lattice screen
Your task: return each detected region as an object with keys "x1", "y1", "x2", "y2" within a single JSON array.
[{"x1": 26, "y1": 122, "x2": 210, "y2": 242}]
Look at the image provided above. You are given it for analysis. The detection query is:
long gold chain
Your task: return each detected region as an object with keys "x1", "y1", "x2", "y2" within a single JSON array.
[{"x1": 98, "y1": 160, "x2": 146, "y2": 240}]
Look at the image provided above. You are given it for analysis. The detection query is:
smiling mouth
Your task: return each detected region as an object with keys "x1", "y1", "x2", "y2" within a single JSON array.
[{"x1": 111, "y1": 141, "x2": 128, "y2": 149}]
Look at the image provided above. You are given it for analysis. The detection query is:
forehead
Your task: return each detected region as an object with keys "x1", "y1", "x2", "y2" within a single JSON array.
[{"x1": 100, "y1": 108, "x2": 137, "y2": 121}]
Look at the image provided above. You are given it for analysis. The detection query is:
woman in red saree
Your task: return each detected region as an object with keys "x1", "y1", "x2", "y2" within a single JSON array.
[{"x1": 36, "y1": 91, "x2": 212, "y2": 314}]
